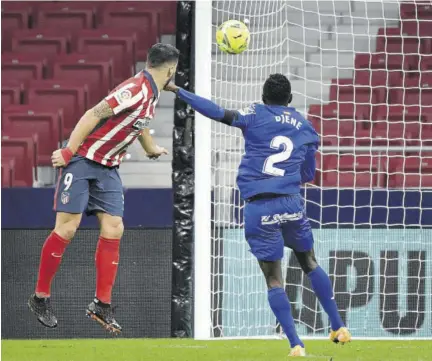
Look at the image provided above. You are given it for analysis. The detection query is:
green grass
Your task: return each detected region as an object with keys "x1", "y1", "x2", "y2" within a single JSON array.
[{"x1": 2, "y1": 339, "x2": 431, "y2": 361}]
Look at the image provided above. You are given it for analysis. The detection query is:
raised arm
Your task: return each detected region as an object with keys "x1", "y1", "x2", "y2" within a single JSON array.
[{"x1": 166, "y1": 83, "x2": 238, "y2": 126}]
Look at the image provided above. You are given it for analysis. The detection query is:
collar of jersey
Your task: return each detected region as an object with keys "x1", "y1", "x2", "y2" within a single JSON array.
[{"x1": 142, "y1": 70, "x2": 159, "y2": 99}]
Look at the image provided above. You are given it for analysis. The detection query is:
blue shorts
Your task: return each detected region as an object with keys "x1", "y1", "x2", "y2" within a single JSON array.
[
  {"x1": 53, "y1": 156, "x2": 124, "y2": 217},
  {"x1": 244, "y1": 194, "x2": 314, "y2": 261}
]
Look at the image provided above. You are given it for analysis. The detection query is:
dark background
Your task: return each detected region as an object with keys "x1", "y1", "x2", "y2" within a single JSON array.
[{"x1": 1, "y1": 229, "x2": 172, "y2": 339}]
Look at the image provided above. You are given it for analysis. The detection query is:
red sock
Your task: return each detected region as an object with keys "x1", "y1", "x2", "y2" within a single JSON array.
[
  {"x1": 95, "y1": 236, "x2": 121, "y2": 304},
  {"x1": 35, "y1": 232, "x2": 70, "y2": 297}
]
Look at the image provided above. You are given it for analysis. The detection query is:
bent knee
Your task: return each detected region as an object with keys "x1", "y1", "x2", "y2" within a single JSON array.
[
  {"x1": 266, "y1": 276, "x2": 284, "y2": 289},
  {"x1": 54, "y1": 217, "x2": 81, "y2": 240},
  {"x1": 100, "y1": 216, "x2": 124, "y2": 239},
  {"x1": 303, "y1": 254, "x2": 319, "y2": 274}
]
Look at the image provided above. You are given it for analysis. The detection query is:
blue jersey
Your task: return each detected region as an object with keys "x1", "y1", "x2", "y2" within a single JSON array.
[{"x1": 231, "y1": 103, "x2": 319, "y2": 200}]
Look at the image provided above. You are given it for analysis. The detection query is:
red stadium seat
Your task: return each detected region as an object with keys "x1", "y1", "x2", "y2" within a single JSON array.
[
  {"x1": 329, "y1": 79, "x2": 375, "y2": 105},
  {"x1": 319, "y1": 154, "x2": 385, "y2": 188},
  {"x1": 354, "y1": 69, "x2": 398, "y2": 104},
  {"x1": 1, "y1": 158, "x2": 16, "y2": 188},
  {"x1": 355, "y1": 53, "x2": 408, "y2": 71},
  {"x1": 420, "y1": 55, "x2": 432, "y2": 71},
  {"x1": 35, "y1": 8, "x2": 94, "y2": 31},
  {"x1": 51, "y1": 54, "x2": 113, "y2": 105},
  {"x1": 376, "y1": 28, "x2": 421, "y2": 54},
  {"x1": 1, "y1": 135, "x2": 38, "y2": 187},
  {"x1": 308, "y1": 103, "x2": 370, "y2": 133},
  {"x1": 1, "y1": 81, "x2": 23, "y2": 106},
  {"x1": 1, "y1": 53, "x2": 46, "y2": 81},
  {"x1": 98, "y1": 2, "x2": 160, "y2": 60},
  {"x1": 388, "y1": 155, "x2": 432, "y2": 188},
  {"x1": 374, "y1": 105, "x2": 432, "y2": 123},
  {"x1": 3, "y1": 105, "x2": 63, "y2": 165},
  {"x1": 400, "y1": 3, "x2": 432, "y2": 20},
  {"x1": 72, "y1": 28, "x2": 136, "y2": 85},
  {"x1": 1, "y1": 2, "x2": 31, "y2": 31},
  {"x1": 11, "y1": 29, "x2": 69, "y2": 55},
  {"x1": 402, "y1": 20, "x2": 432, "y2": 37},
  {"x1": 359, "y1": 122, "x2": 422, "y2": 147},
  {"x1": 25, "y1": 80, "x2": 89, "y2": 136},
  {"x1": 390, "y1": 80, "x2": 432, "y2": 106}
]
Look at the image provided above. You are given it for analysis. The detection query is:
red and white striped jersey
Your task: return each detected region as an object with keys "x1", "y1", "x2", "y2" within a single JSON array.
[{"x1": 77, "y1": 70, "x2": 159, "y2": 167}]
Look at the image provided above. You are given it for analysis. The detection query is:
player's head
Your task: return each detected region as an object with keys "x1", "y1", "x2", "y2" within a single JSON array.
[
  {"x1": 146, "y1": 43, "x2": 180, "y2": 82},
  {"x1": 262, "y1": 73, "x2": 292, "y2": 106}
]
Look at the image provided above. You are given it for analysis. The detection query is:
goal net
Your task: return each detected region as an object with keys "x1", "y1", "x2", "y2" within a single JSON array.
[{"x1": 194, "y1": 0, "x2": 432, "y2": 340}]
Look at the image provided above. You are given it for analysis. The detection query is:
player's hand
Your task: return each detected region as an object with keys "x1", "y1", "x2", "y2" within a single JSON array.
[
  {"x1": 147, "y1": 145, "x2": 169, "y2": 160},
  {"x1": 51, "y1": 149, "x2": 66, "y2": 168},
  {"x1": 164, "y1": 81, "x2": 179, "y2": 93}
]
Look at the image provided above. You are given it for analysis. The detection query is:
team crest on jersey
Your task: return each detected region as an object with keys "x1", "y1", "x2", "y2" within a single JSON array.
[
  {"x1": 61, "y1": 192, "x2": 70, "y2": 205},
  {"x1": 238, "y1": 104, "x2": 256, "y2": 116},
  {"x1": 115, "y1": 89, "x2": 133, "y2": 104},
  {"x1": 132, "y1": 117, "x2": 151, "y2": 131}
]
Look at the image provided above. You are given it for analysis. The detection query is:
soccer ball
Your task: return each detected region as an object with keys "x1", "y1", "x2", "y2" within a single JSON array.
[{"x1": 216, "y1": 20, "x2": 250, "y2": 54}]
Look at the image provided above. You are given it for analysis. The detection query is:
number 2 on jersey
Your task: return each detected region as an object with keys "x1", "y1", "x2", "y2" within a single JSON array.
[{"x1": 262, "y1": 136, "x2": 294, "y2": 176}]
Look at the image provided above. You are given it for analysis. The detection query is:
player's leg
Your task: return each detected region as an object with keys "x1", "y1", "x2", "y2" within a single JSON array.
[
  {"x1": 294, "y1": 249, "x2": 351, "y2": 344},
  {"x1": 244, "y1": 198, "x2": 305, "y2": 355},
  {"x1": 281, "y1": 195, "x2": 350, "y2": 344},
  {"x1": 85, "y1": 166, "x2": 124, "y2": 333},
  {"x1": 29, "y1": 160, "x2": 89, "y2": 328}
]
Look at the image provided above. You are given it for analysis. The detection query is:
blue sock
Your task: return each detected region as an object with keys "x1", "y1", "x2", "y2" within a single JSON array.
[
  {"x1": 268, "y1": 287, "x2": 304, "y2": 348},
  {"x1": 308, "y1": 266, "x2": 344, "y2": 331}
]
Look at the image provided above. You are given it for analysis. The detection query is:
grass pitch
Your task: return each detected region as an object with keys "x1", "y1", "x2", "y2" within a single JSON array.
[{"x1": 2, "y1": 338, "x2": 430, "y2": 361}]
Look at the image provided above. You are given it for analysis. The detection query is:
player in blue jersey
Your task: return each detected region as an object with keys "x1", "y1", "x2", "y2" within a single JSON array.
[{"x1": 166, "y1": 74, "x2": 351, "y2": 357}]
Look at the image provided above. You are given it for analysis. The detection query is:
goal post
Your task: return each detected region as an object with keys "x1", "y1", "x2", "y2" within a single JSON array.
[
  {"x1": 194, "y1": 0, "x2": 213, "y2": 340},
  {"x1": 193, "y1": 0, "x2": 432, "y2": 340}
]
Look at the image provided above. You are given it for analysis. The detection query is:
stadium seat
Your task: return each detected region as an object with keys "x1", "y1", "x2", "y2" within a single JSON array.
[
  {"x1": 98, "y1": 2, "x2": 161, "y2": 60},
  {"x1": 1, "y1": 136, "x2": 38, "y2": 187},
  {"x1": 35, "y1": 8, "x2": 94, "y2": 31},
  {"x1": 1, "y1": 2, "x2": 31, "y2": 31},
  {"x1": 308, "y1": 103, "x2": 370, "y2": 133},
  {"x1": 390, "y1": 76, "x2": 432, "y2": 106},
  {"x1": 1, "y1": 81, "x2": 23, "y2": 106},
  {"x1": 51, "y1": 54, "x2": 113, "y2": 105},
  {"x1": 320, "y1": 154, "x2": 385, "y2": 188},
  {"x1": 72, "y1": 28, "x2": 136, "y2": 85},
  {"x1": 3, "y1": 105, "x2": 63, "y2": 165},
  {"x1": 400, "y1": 3, "x2": 432, "y2": 20},
  {"x1": 25, "y1": 80, "x2": 89, "y2": 136},
  {"x1": 376, "y1": 28, "x2": 421, "y2": 54},
  {"x1": 354, "y1": 69, "x2": 397, "y2": 104},
  {"x1": 374, "y1": 104, "x2": 432, "y2": 123},
  {"x1": 402, "y1": 19, "x2": 432, "y2": 37},
  {"x1": 329, "y1": 79, "x2": 375, "y2": 105},
  {"x1": 357, "y1": 122, "x2": 421, "y2": 147},
  {"x1": 11, "y1": 29, "x2": 69, "y2": 55},
  {"x1": 388, "y1": 155, "x2": 432, "y2": 188},
  {"x1": 1, "y1": 158, "x2": 16, "y2": 188},
  {"x1": 1, "y1": 53, "x2": 46, "y2": 81},
  {"x1": 420, "y1": 55, "x2": 432, "y2": 72},
  {"x1": 355, "y1": 53, "x2": 408, "y2": 71}
]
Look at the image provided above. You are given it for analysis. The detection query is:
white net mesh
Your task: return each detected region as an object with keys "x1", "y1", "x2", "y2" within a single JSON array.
[{"x1": 209, "y1": 0, "x2": 432, "y2": 339}]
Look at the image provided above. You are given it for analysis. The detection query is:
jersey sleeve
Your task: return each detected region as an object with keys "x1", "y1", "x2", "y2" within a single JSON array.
[
  {"x1": 300, "y1": 143, "x2": 318, "y2": 183},
  {"x1": 104, "y1": 81, "x2": 147, "y2": 115},
  {"x1": 231, "y1": 104, "x2": 256, "y2": 129}
]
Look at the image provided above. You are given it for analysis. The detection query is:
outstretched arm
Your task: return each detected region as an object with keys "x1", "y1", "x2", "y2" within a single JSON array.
[{"x1": 166, "y1": 83, "x2": 238, "y2": 126}]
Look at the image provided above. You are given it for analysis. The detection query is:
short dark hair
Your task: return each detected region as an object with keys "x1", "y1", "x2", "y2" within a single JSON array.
[
  {"x1": 262, "y1": 73, "x2": 292, "y2": 106},
  {"x1": 147, "y1": 43, "x2": 179, "y2": 68}
]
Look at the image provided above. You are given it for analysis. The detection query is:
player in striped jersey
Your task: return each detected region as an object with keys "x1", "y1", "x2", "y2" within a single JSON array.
[{"x1": 28, "y1": 44, "x2": 179, "y2": 333}]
